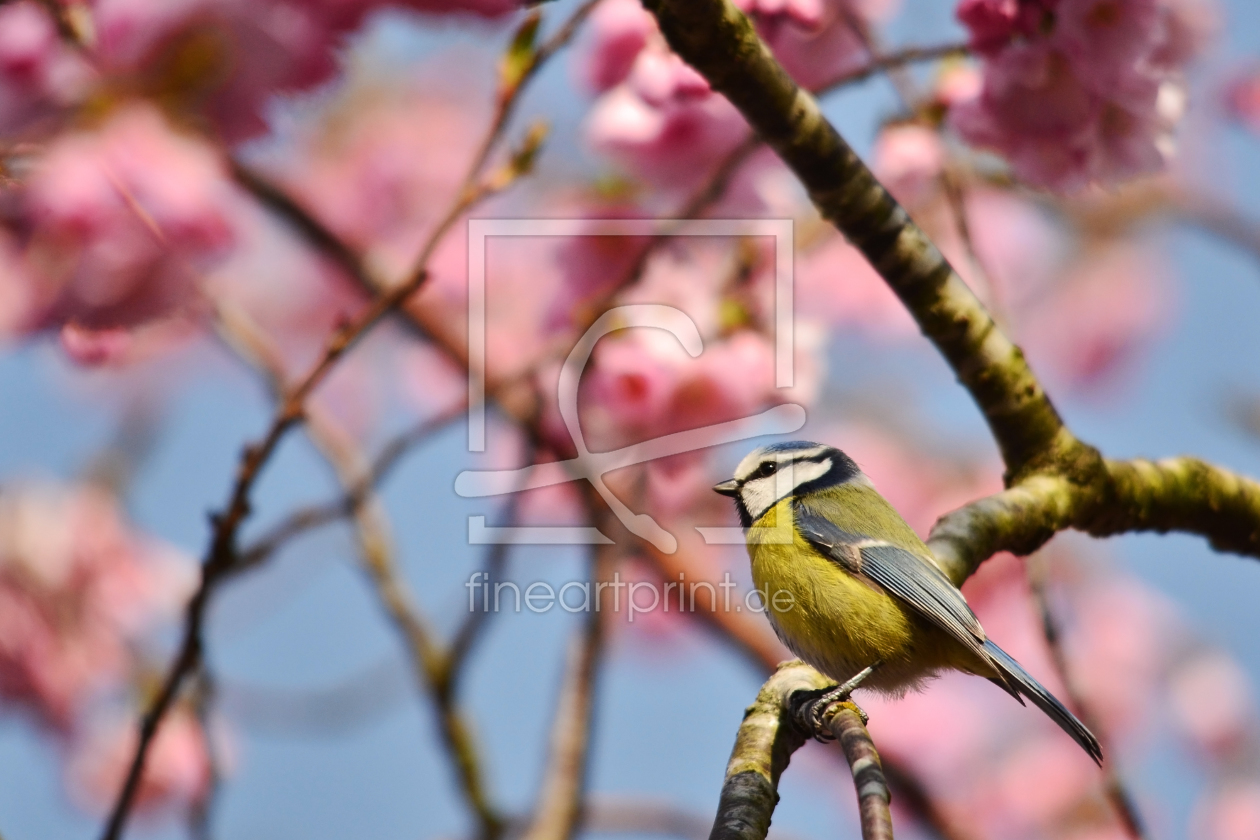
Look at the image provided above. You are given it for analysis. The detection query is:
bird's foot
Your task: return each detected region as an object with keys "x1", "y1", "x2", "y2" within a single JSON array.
[{"x1": 792, "y1": 662, "x2": 881, "y2": 741}]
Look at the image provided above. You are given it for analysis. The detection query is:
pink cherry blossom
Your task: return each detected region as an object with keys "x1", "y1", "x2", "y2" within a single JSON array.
[
  {"x1": 991, "y1": 732, "x2": 1098, "y2": 831},
  {"x1": 951, "y1": 0, "x2": 1210, "y2": 190},
  {"x1": 0, "y1": 482, "x2": 194, "y2": 731},
  {"x1": 585, "y1": 60, "x2": 748, "y2": 190},
  {"x1": 0, "y1": 1, "x2": 91, "y2": 136},
  {"x1": 1061, "y1": 573, "x2": 1176, "y2": 738},
  {"x1": 1226, "y1": 68, "x2": 1260, "y2": 135},
  {"x1": 67, "y1": 709, "x2": 212, "y2": 817},
  {"x1": 1018, "y1": 242, "x2": 1171, "y2": 391},
  {"x1": 794, "y1": 234, "x2": 918, "y2": 340},
  {"x1": 871, "y1": 123, "x2": 946, "y2": 207},
  {"x1": 956, "y1": 0, "x2": 1021, "y2": 55},
  {"x1": 1169, "y1": 651, "x2": 1256, "y2": 758},
  {"x1": 14, "y1": 104, "x2": 238, "y2": 357},
  {"x1": 87, "y1": 0, "x2": 518, "y2": 144},
  {"x1": 263, "y1": 76, "x2": 486, "y2": 271},
  {"x1": 1054, "y1": 0, "x2": 1162, "y2": 90},
  {"x1": 580, "y1": 0, "x2": 656, "y2": 93},
  {"x1": 1194, "y1": 783, "x2": 1260, "y2": 840}
]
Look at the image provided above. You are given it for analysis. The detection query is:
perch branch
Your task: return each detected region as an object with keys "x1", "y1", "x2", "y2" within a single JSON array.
[
  {"x1": 710, "y1": 661, "x2": 893, "y2": 840},
  {"x1": 639, "y1": 0, "x2": 1260, "y2": 585}
]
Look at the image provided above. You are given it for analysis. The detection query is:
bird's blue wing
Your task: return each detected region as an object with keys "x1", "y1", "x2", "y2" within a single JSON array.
[{"x1": 792, "y1": 499, "x2": 990, "y2": 663}]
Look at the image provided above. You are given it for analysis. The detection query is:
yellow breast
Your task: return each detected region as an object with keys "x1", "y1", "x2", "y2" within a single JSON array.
[{"x1": 748, "y1": 497, "x2": 944, "y2": 687}]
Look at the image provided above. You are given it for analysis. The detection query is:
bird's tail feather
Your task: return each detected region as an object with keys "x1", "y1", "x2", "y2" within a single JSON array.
[{"x1": 983, "y1": 639, "x2": 1103, "y2": 765}]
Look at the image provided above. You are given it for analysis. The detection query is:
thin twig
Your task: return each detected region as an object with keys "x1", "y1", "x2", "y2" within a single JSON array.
[
  {"x1": 98, "y1": 112, "x2": 538, "y2": 840},
  {"x1": 518, "y1": 503, "x2": 615, "y2": 840},
  {"x1": 187, "y1": 667, "x2": 220, "y2": 840},
  {"x1": 216, "y1": 307, "x2": 507, "y2": 839},
  {"x1": 817, "y1": 40, "x2": 966, "y2": 98},
  {"x1": 826, "y1": 705, "x2": 894, "y2": 840},
  {"x1": 233, "y1": 404, "x2": 468, "y2": 573},
  {"x1": 446, "y1": 482, "x2": 526, "y2": 689},
  {"x1": 1029, "y1": 559, "x2": 1147, "y2": 840},
  {"x1": 467, "y1": 0, "x2": 604, "y2": 181},
  {"x1": 309, "y1": 409, "x2": 506, "y2": 840}
]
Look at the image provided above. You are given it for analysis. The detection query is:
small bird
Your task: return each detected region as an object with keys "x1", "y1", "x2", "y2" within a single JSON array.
[{"x1": 714, "y1": 440, "x2": 1102, "y2": 764}]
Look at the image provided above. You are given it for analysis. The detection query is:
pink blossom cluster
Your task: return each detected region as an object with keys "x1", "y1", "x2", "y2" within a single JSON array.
[
  {"x1": 0, "y1": 480, "x2": 210, "y2": 816},
  {"x1": 864, "y1": 122, "x2": 1171, "y2": 391},
  {"x1": 0, "y1": 2, "x2": 91, "y2": 137},
  {"x1": 1, "y1": 104, "x2": 240, "y2": 364},
  {"x1": 580, "y1": 0, "x2": 892, "y2": 192},
  {"x1": 951, "y1": 0, "x2": 1216, "y2": 191}
]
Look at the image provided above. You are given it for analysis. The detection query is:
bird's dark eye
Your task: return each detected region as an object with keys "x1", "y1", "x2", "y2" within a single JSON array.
[{"x1": 754, "y1": 462, "x2": 776, "y2": 478}]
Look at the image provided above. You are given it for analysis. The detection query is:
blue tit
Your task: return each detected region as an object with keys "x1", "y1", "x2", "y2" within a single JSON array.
[{"x1": 714, "y1": 440, "x2": 1102, "y2": 764}]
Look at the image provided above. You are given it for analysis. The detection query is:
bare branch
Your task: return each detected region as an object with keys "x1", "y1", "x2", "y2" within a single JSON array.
[
  {"x1": 640, "y1": 0, "x2": 1073, "y2": 480},
  {"x1": 306, "y1": 410, "x2": 506, "y2": 840},
  {"x1": 927, "y1": 458, "x2": 1260, "y2": 585},
  {"x1": 639, "y1": 0, "x2": 1260, "y2": 589},
  {"x1": 99, "y1": 125, "x2": 536, "y2": 839},
  {"x1": 709, "y1": 662, "x2": 831, "y2": 840},
  {"x1": 518, "y1": 519, "x2": 613, "y2": 840},
  {"x1": 826, "y1": 705, "x2": 894, "y2": 840},
  {"x1": 1028, "y1": 563, "x2": 1147, "y2": 840}
]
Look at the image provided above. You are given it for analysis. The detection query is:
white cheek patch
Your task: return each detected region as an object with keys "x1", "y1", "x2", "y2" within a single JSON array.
[
  {"x1": 740, "y1": 475, "x2": 778, "y2": 523},
  {"x1": 741, "y1": 458, "x2": 834, "y2": 522}
]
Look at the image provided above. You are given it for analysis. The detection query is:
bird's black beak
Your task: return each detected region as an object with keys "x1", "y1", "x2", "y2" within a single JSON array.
[{"x1": 713, "y1": 479, "x2": 739, "y2": 497}]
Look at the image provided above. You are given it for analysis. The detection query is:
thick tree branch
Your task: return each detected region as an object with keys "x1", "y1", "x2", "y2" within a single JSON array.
[
  {"x1": 927, "y1": 458, "x2": 1260, "y2": 585},
  {"x1": 709, "y1": 662, "x2": 830, "y2": 840},
  {"x1": 639, "y1": 0, "x2": 1076, "y2": 480},
  {"x1": 641, "y1": 0, "x2": 1260, "y2": 582}
]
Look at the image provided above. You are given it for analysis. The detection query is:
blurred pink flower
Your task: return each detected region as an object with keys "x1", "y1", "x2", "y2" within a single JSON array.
[
  {"x1": 795, "y1": 235, "x2": 918, "y2": 340},
  {"x1": 951, "y1": 0, "x2": 1211, "y2": 190},
  {"x1": 735, "y1": 0, "x2": 900, "y2": 89},
  {"x1": 955, "y1": 0, "x2": 1024, "y2": 55},
  {"x1": 0, "y1": 482, "x2": 194, "y2": 730},
  {"x1": 14, "y1": 104, "x2": 238, "y2": 357},
  {"x1": 67, "y1": 709, "x2": 212, "y2": 817},
  {"x1": 1150, "y1": 0, "x2": 1219, "y2": 69},
  {"x1": 1062, "y1": 574, "x2": 1176, "y2": 738},
  {"x1": 87, "y1": 0, "x2": 516, "y2": 143},
  {"x1": 871, "y1": 124, "x2": 946, "y2": 207},
  {"x1": 580, "y1": 0, "x2": 656, "y2": 93},
  {"x1": 1169, "y1": 651, "x2": 1256, "y2": 758},
  {"x1": 0, "y1": 1, "x2": 91, "y2": 136},
  {"x1": 580, "y1": 328, "x2": 781, "y2": 450},
  {"x1": 991, "y1": 732, "x2": 1098, "y2": 830},
  {"x1": 1018, "y1": 242, "x2": 1170, "y2": 391},
  {"x1": 1194, "y1": 783, "x2": 1260, "y2": 840},
  {"x1": 1226, "y1": 69, "x2": 1260, "y2": 135},
  {"x1": 586, "y1": 61, "x2": 748, "y2": 190},
  {"x1": 1055, "y1": 0, "x2": 1162, "y2": 90},
  {"x1": 266, "y1": 78, "x2": 485, "y2": 271}
]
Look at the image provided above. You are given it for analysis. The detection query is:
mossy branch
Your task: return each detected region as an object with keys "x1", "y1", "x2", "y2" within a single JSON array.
[
  {"x1": 930, "y1": 457, "x2": 1260, "y2": 584},
  {"x1": 640, "y1": 0, "x2": 1260, "y2": 578},
  {"x1": 710, "y1": 662, "x2": 892, "y2": 840},
  {"x1": 639, "y1": 0, "x2": 1073, "y2": 479}
]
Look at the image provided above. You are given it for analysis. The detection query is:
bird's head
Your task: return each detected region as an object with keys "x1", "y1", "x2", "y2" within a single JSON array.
[{"x1": 713, "y1": 441, "x2": 863, "y2": 526}]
